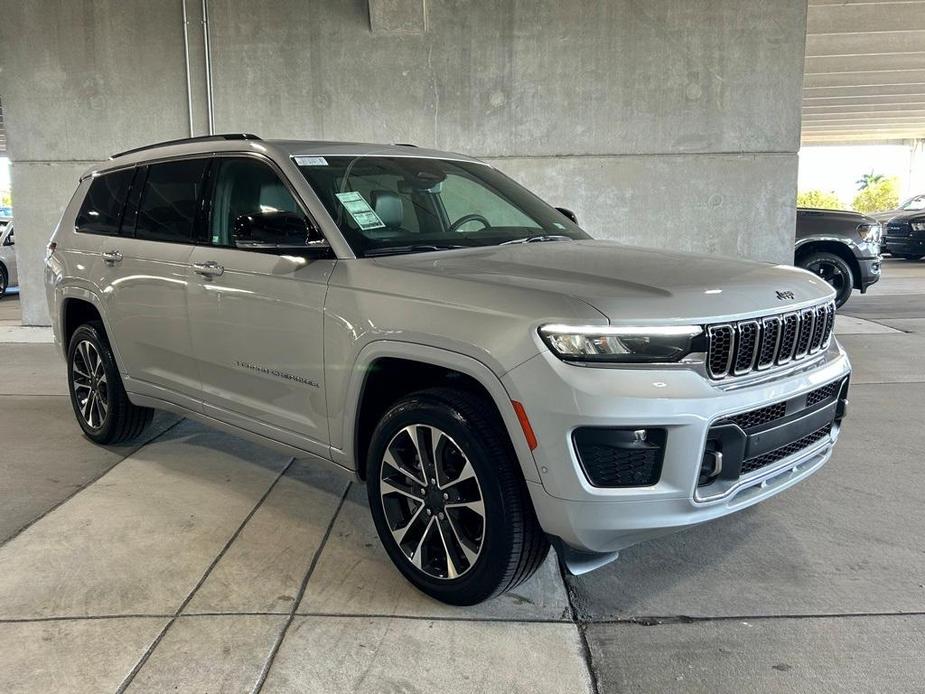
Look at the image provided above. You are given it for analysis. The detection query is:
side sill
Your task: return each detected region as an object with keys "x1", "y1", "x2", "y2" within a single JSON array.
[{"x1": 127, "y1": 391, "x2": 354, "y2": 477}]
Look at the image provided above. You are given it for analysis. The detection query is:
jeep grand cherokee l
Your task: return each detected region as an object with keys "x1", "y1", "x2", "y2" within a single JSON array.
[{"x1": 45, "y1": 134, "x2": 851, "y2": 605}]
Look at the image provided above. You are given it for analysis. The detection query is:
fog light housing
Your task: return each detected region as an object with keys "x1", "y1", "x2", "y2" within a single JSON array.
[{"x1": 572, "y1": 427, "x2": 667, "y2": 487}]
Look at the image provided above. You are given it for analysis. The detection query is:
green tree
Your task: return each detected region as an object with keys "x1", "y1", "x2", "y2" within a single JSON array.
[
  {"x1": 0, "y1": 191, "x2": 10, "y2": 208},
  {"x1": 852, "y1": 177, "x2": 900, "y2": 214},
  {"x1": 797, "y1": 190, "x2": 843, "y2": 210},
  {"x1": 856, "y1": 171, "x2": 885, "y2": 191}
]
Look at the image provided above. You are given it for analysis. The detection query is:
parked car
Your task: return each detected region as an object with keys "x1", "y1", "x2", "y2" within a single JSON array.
[
  {"x1": 871, "y1": 194, "x2": 925, "y2": 255},
  {"x1": 45, "y1": 135, "x2": 851, "y2": 605},
  {"x1": 0, "y1": 221, "x2": 17, "y2": 297},
  {"x1": 879, "y1": 207, "x2": 925, "y2": 261},
  {"x1": 795, "y1": 207, "x2": 881, "y2": 308}
]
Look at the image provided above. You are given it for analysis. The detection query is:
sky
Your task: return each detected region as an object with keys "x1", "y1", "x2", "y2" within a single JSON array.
[{"x1": 798, "y1": 145, "x2": 913, "y2": 207}]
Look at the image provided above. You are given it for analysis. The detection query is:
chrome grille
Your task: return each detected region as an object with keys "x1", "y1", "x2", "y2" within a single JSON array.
[{"x1": 706, "y1": 301, "x2": 836, "y2": 380}]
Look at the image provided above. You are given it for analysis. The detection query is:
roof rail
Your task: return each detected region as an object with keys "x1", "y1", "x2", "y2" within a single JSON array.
[
  {"x1": 394, "y1": 143, "x2": 418, "y2": 148},
  {"x1": 110, "y1": 133, "x2": 262, "y2": 159}
]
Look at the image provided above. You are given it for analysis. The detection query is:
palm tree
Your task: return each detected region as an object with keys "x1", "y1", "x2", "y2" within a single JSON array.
[{"x1": 856, "y1": 171, "x2": 885, "y2": 191}]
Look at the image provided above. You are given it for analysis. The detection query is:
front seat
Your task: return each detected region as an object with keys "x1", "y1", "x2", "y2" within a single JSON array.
[{"x1": 370, "y1": 190, "x2": 404, "y2": 230}]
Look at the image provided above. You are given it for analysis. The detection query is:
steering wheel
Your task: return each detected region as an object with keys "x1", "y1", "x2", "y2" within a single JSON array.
[{"x1": 448, "y1": 214, "x2": 491, "y2": 233}]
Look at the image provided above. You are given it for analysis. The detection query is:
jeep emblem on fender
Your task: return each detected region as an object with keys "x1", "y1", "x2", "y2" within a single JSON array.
[{"x1": 776, "y1": 290, "x2": 795, "y2": 301}]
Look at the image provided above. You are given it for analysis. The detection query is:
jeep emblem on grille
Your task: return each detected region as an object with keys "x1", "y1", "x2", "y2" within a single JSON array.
[{"x1": 776, "y1": 290, "x2": 795, "y2": 301}]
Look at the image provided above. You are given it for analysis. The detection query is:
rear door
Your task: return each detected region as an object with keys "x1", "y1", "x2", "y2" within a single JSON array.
[
  {"x1": 97, "y1": 158, "x2": 208, "y2": 406},
  {"x1": 187, "y1": 154, "x2": 334, "y2": 455}
]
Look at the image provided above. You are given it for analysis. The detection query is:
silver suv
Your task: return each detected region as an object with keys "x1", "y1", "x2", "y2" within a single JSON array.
[{"x1": 45, "y1": 134, "x2": 851, "y2": 605}]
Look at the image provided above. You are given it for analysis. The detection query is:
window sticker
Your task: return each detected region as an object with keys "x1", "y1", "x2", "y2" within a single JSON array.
[
  {"x1": 335, "y1": 191, "x2": 386, "y2": 230},
  {"x1": 294, "y1": 155, "x2": 329, "y2": 167}
]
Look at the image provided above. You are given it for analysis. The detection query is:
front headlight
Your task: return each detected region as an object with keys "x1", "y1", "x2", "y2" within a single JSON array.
[
  {"x1": 857, "y1": 223, "x2": 882, "y2": 243},
  {"x1": 911, "y1": 220, "x2": 925, "y2": 232},
  {"x1": 539, "y1": 324, "x2": 703, "y2": 363}
]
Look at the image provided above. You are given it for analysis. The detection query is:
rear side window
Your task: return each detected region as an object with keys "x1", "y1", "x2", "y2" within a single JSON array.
[
  {"x1": 75, "y1": 169, "x2": 134, "y2": 235},
  {"x1": 135, "y1": 159, "x2": 208, "y2": 243}
]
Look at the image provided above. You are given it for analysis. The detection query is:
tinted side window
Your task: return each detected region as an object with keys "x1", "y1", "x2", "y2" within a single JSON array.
[
  {"x1": 135, "y1": 159, "x2": 208, "y2": 243},
  {"x1": 208, "y1": 158, "x2": 301, "y2": 247},
  {"x1": 75, "y1": 169, "x2": 134, "y2": 235}
]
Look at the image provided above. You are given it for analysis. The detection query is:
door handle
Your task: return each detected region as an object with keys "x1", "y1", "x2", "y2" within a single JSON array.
[
  {"x1": 101, "y1": 250, "x2": 123, "y2": 264},
  {"x1": 192, "y1": 261, "x2": 224, "y2": 278}
]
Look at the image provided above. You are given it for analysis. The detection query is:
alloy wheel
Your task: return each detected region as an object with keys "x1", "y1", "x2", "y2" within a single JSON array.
[
  {"x1": 379, "y1": 424, "x2": 485, "y2": 580},
  {"x1": 807, "y1": 258, "x2": 845, "y2": 294},
  {"x1": 71, "y1": 339, "x2": 109, "y2": 429}
]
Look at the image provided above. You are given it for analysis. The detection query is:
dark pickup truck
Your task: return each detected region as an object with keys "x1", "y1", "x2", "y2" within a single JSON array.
[
  {"x1": 872, "y1": 195, "x2": 925, "y2": 260},
  {"x1": 795, "y1": 207, "x2": 882, "y2": 308}
]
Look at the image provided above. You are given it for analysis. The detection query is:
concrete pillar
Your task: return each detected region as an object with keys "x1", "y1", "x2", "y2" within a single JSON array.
[
  {"x1": 908, "y1": 140, "x2": 925, "y2": 198},
  {"x1": 1, "y1": 0, "x2": 810, "y2": 326}
]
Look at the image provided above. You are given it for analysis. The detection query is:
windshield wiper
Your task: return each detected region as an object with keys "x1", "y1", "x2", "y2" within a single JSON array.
[
  {"x1": 500, "y1": 234, "x2": 572, "y2": 245},
  {"x1": 364, "y1": 244, "x2": 464, "y2": 257}
]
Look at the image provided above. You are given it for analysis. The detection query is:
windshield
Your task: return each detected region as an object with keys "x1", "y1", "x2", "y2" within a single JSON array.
[
  {"x1": 295, "y1": 155, "x2": 589, "y2": 256},
  {"x1": 901, "y1": 195, "x2": 925, "y2": 211}
]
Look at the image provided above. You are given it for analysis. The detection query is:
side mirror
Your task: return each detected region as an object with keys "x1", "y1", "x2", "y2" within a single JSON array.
[
  {"x1": 232, "y1": 211, "x2": 330, "y2": 254},
  {"x1": 555, "y1": 207, "x2": 578, "y2": 224}
]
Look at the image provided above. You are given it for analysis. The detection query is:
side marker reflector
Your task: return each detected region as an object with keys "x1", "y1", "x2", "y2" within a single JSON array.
[{"x1": 512, "y1": 400, "x2": 538, "y2": 451}]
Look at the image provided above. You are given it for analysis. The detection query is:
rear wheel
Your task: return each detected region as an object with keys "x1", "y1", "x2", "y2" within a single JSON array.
[
  {"x1": 0, "y1": 264, "x2": 7, "y2": 298},
  {"x1": 799, "y1": 252, "x2": 854, "y2": 308},
  {"x1": 366, "y1": 388, "x2": 548, "y2": 605},
  {"x1": 67, "y1": 322, "x2": 153, "y2": 444}
]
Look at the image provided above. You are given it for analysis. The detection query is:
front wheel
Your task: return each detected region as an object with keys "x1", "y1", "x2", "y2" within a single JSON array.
[
  {"x1": 0, "y1": 264, "x2": 7, "y2": 298},
  {"x1": 366, "y1": 388, "x2": 548, "y2": 605},
  {"x1": 799, "y1": 252, "x2": 854, "y2": 308},
  {"x1": 67, "y1": 322, "x2": 153, "y2": 444}
]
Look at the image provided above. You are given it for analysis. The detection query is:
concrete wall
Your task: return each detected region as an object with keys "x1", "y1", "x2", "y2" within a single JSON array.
[{"x1": 0, "y1": 0, "x2": 808, "y2": 326}]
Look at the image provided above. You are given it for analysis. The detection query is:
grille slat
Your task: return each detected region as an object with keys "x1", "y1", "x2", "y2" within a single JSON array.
[
  {"x1": 757, "y1": 317, "x2": 781, "y2": 369},
  {"x1": 733, "y1": 321, "x2": 760, "y2": 375},
  {"x1": 706, "y1": 301, "x2": 835, "y2": 380}
]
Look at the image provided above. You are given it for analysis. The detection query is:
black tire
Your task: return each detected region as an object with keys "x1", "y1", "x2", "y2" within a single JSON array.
[
  {"x1": 67, "y1": 321, "x2": 153, "y2": 445},
  {"x1": 0, "y1": 263, "x2": 7, "y2": 298},
  {"x1": 894, "y1": 253, "x2": 923, "y2": 261},
  {"x1": 798, "y1": 251, "x2": 854, "y2": 308},
  {"x1": 366, "y1": 387, "x2": 549, "y2": 605}
]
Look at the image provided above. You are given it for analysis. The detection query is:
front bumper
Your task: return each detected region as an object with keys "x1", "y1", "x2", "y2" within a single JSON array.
[
  {"x1": 856, "y1": 256, "x2": 881, "y2": 292},
  {"x1": 884, "y1": 235, "x2": 925, "y2": 256},
  {"x1": 503, "y1": 342, "x2": 851, "y2": 555}
]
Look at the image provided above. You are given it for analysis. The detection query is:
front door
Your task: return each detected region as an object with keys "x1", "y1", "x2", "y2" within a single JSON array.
[{"x1": 187, "y1": 155, "x2": 334, "y2": 456}]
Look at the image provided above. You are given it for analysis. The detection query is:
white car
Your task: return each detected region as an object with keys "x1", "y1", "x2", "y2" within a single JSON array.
[{"x1": 0, "y1": 221, "x2": 17, "y2": 297}]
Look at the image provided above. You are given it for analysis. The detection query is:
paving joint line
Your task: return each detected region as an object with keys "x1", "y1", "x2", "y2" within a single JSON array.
[
  {"x1": 252, "y1": 482, "x2": 352, "y2": 694},
  {"x1": 582, "y1": 610, "x2": 925, "y2": 627},
  {"x1": 558, "y1": 562, "x2": 602, "y2": 694},
  {"x1": 114, "y1": 457, "x2": 296, "y2": 694},
  {"x1": 0, "y1": 417, "x2": 186, "y2": 550},
  {"x1": 2, "y1": 609, "x2": 922, "y2": 627}
]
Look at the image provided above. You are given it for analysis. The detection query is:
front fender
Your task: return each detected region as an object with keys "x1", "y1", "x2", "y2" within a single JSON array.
[{"x1": 330, "y1": 339, "x2": 542, "y2": 484}]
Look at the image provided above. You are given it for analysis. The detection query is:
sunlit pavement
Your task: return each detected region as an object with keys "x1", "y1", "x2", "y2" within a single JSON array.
[{"x1": 0, "y1": 258, "x2": 923, "y2": 693}]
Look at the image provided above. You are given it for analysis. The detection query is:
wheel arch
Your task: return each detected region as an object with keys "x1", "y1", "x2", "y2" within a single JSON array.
[
  {"x1": 794, "y1": 240, "x2": 862, "y2": 290},
  {"x1": 57, "y1": 287, "x2": 126, "y2": 370},
  {"x1": 340, "y1": 341, "x2": 540, "y2": 485}
]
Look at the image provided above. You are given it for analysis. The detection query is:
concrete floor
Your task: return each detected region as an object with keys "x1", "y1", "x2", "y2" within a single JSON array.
[{"x1": 0, "y1": 259, "x2": 923, "y2": 692}]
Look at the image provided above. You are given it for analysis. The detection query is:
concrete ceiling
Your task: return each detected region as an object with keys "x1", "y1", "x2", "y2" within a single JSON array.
[{"x1": 803, "y1": 0, "x2": 925, "y2": 143}]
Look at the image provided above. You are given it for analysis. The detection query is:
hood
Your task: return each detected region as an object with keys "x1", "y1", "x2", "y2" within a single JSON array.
[
  {"x1": 882, "y1": 208, "x2": 925, "y2": 223},
  {"x1": 374, "y1": 240, "x2": 834, "y2": 323},
  {"x1": 870, "y1": 209, "x2": 902, "y2": 223},
  {"x1": 798, "y1": 208, "x2": 876, "y2": 226}
]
